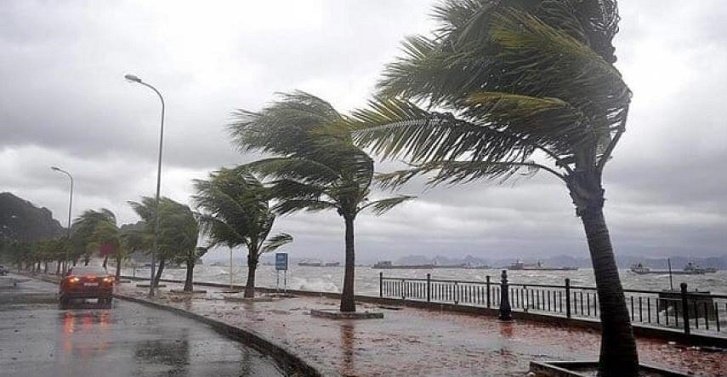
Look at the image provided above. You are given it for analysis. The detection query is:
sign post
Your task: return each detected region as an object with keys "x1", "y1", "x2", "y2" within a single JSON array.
[{"x1": 275, "y1": 253, "x2": 288, "y2": 293}]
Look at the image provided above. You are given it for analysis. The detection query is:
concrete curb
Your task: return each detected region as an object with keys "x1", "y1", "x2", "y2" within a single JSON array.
[{"x1": 113, "y1": 292, "x2": 325, "y2": 377}]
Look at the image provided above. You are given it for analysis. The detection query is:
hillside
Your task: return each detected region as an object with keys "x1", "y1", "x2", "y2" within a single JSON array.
[{"x1": 0, "y1": 192, "x2": 64, "y2": 242}]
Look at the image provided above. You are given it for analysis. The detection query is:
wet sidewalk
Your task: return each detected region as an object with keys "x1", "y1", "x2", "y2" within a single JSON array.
[{"x1": 116, "y1": 281, "x2": 727, "y2": 377}]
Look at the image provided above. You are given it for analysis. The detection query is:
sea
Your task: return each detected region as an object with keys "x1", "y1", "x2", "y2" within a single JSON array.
[{"x1": 122, "y1": 265, "x2": 727, "y2": 296}]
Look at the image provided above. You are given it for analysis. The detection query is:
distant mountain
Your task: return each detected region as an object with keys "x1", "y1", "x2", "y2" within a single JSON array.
[{"x1": 0, "y1": 192, "x2": 64, "y2": 242}]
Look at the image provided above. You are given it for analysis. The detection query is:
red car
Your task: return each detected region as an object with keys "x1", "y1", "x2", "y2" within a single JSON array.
[{"x1": 59, "y1": 265, "x2": 114, "y2": 308}]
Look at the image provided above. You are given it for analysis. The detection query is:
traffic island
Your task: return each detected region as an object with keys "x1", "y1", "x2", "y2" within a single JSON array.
[
  {"x1": 529, "y1": 361, "x2": 689, "y2": 377},
  {"x1": 310, "y1": 308, "x2": 384, "y2": 319}
]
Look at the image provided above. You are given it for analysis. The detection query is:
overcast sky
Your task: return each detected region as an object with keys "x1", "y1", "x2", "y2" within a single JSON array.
[{"x1": 2, "y1": 1, "x2": 725, "y2": 263}]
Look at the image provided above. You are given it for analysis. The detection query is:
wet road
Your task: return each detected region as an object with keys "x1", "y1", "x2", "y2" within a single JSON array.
[{"x1": 0, "y1": 276, "x2": 286, "y2": 377}]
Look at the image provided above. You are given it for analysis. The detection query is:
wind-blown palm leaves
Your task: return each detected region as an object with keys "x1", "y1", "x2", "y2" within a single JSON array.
[
  {"x1": 230, "y1": 92, "x2": 413, "y2": 312},
  {"x1": 193, "y1": 167, "x2": 292, "y2": 298},
  {"x1": 158, "y1": 200, "x2": 200, "y2": 292},
  {"x1": 119, "y1": 226, "x2": 147, "y2": 281},
  {"x1": 352, "y1": 1, "x2": 635, "y2": 375},
  {"x1": 71, "y1": 209, "x2": 118, "y2": 267},
  {"x1": 129, "y1": 197, "x2": 199, "y2": 289}
]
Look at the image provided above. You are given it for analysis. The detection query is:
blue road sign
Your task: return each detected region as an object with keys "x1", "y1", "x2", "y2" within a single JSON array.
[{"x1": 275, "y1": 253, "x2": 288, "y2": 271}]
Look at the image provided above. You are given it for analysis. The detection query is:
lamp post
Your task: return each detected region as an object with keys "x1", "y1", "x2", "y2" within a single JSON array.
[
  {"x1": 125, "y1": 73, "x2": 165, "y2": 297},
  {"x1": 51, "y1": 166, "x2": 73, "y2": 274}
]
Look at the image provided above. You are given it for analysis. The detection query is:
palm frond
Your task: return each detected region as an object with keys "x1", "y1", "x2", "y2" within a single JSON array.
[
  {"x1": 273, "y1": 199, "x2": 338, "y2": 216},
  {"x1": 358, "y1": 195, "x2": 415, "y2": 216},
  {"x1": 490, "y1": 7, "x2": 629, "y2": 118},
  {"x1": 352, "y1": 96, "x2": 535, "y2": 163},
  {"x1": 376, "y1": 159, "x2": 561, "y2": 189},
  {"x1": 260, "y1": 233, "x2": 293, "y2": 254}
]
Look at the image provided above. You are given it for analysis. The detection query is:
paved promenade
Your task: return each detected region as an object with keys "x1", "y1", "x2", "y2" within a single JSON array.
[{"x1": 115, "y1": 280, "x2": 726, "y2": 377}]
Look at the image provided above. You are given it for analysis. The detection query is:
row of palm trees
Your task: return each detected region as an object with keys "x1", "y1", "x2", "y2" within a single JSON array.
[
  {"x1": 223, "y1": 1, "x2": 637, "y2": 375},
  {"x1": 8, "y1": 1, "x2": 636, "y2": 374}
]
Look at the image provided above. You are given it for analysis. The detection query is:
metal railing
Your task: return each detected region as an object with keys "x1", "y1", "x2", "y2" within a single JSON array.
[{"x1": 380, "y1": 272, "x2": 727, "y2": 336}]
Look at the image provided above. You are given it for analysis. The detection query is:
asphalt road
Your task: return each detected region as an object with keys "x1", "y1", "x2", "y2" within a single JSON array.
[{"x1": 0, "y1": 275, "x2": 286, "y2": 377}]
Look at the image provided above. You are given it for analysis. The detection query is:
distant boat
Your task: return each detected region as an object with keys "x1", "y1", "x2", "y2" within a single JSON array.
[
  {"x1": 456, "y1": 262, "x2": 492, "y2": 269},
  {"x1": 630, "y1": 263, "x2": 651, "y2": 274},
  {"x1": 372, "y1": 261, "x2": 435, "y2": 269},
  {"x1": 629, "y1": 262, "x2": 709, "y2": 275},
  {"x1": 298, "y1": 259, "x2": 322, "y2": 267},
  {"x1": 507, "y1": 260, "x2": 578, "y2": 271},
  {"x1": 298, "y1": 260, "x2": 340, "y2": 267},
  {"x1": 372, "y1": 261, "x2": 491, "y2": 269}
]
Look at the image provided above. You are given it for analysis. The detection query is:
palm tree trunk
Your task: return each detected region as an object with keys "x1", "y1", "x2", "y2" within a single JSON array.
[
  {"x1": 184, "y1": 259, "x2": 195, "y2": 292},
  {"x1": 154, "y1": 258, "x2": 165, "y2": 288},
  {"x1": 568, "y1": 166, "x2": 639, "y2": 376},
  {"x1": 340, "y1": 216, "x2": 356, "y2": 312},
  {"x1": 581, "y1": 208, "x2": 639, "y2": 376},
  {"x1": 244, "y1": 255, "x2": 257, "y2": 298},
  {"x1": 102, "y1": 255, "x2": 109, "y2": 269},
  {"x1": 56, "y1": 260, "x2": 61, "y2": 275},
  {"x1": 115, "y1": 254, "x2": 122, "y2": 281}
]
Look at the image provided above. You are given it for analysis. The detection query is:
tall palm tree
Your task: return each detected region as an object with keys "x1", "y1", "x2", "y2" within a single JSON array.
[
  {"x1": 90, "y1": 219, "x2": 121, "y2": 273},
  {"x1": 71, "y1": 209, "x2": 117, "y2": 267},
  {"x1": 159, "y1": 201, "x2": 200, "y2": 292},
  {"x1": 230, "y1": 92, "x2": 413, "y2": 312},
  {"x1": 129, "y1": 197, "x2": 199, "y2": 289},
  {"x1": 352, "y1": 1, "x2": 635, "y2": 375},
  {"x1": 193, "y1": 167, "x2": 292, "y2": 298}
]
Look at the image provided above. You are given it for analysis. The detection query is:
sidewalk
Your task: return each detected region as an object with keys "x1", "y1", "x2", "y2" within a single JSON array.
[{"x1": 116, "y1": 281, "x2": 725, "y2": 377}]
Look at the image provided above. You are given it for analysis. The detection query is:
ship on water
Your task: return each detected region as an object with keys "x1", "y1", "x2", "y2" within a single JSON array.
[
  {"x1": 298, "y1": 259, "x2": 341, "y2": 267},
  {"x1": 629, "y1": 262, "x2": 717, "y2": 275},
  {"x1": 371, "y1": 261, "x2": 491, "y2": 269},
  {"x1": 372, "y1": 261, "x2": 434, "y2": 269},
  {"x1": 507, "y1": 260, "x2": 578, "y2": 271}
]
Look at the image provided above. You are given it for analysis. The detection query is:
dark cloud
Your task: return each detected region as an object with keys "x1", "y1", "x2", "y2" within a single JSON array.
[{"x1": 1, "y1": 1, "x2": 725, "y2": 261}]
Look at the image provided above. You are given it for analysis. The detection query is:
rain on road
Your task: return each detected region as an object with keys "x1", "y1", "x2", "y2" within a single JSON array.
[{"x1": 0, "y1": 276, "x2": 286, "y2": 377}]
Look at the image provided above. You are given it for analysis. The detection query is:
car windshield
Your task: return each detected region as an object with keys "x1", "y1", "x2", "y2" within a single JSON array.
[{"x1": 68, "y1": 266, "x2": 109, "y2": 276}]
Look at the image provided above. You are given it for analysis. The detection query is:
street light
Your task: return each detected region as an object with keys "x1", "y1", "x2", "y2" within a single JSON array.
[
  {"x1": 125, "y1": 73, "x2": 165, "y2": 297},
  {"x1": 51, "y1": 166, "x2": 73, "y2": 274}
]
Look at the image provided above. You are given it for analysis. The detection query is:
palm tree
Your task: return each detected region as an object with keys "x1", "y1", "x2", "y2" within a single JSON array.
[
  {"x1": 71, "y1": 209, "x2": 118, "y2": 267},
  {"x1": 352, "y1": 1, "x2": 634, "y2": 375},
  {"x1": 129, "y1": 197, "x2": 199, "y2": 289},
  {"x1": 230, "y1": 92, "x2": 413, "y2": 312},
  {"x1": 158, "y1": 201, "x2": 200, "y2": 292},
  {"x1": 120, "y1": 226, "x2": 148, "y2": 280},
  {"x1": 193, "y1": 167, "x2": 292, "y2": 298}
]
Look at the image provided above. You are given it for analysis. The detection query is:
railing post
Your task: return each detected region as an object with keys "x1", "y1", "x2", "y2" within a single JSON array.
[
  {"x1": 565, "y1": 278, "x2": 571, "y2": 319},
  {"x1": 681, "y1": 282, "x2": 690, "y2": 335},
  {"x1": 379, "y1": 272, "x2": 383, "y2": 298},
  {"x1": 499, "y1": 270, "x2": 512, "y2": 321},
  {"x1": 486, "y1": 275, "x2": 491, "y2": 309},
  {"x1": 426, "y1": 273, "x2": 431, "y2": 302}
]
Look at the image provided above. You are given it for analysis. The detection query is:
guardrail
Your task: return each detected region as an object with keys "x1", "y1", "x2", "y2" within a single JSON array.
[{"x1": 380, "y1": 272, "x2": 727, "y2": 336}]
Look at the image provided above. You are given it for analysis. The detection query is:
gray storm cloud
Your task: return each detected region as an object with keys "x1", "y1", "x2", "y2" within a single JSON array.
[{"x1": 1, "y1": 0, "x2": 725, "y2": 262}]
